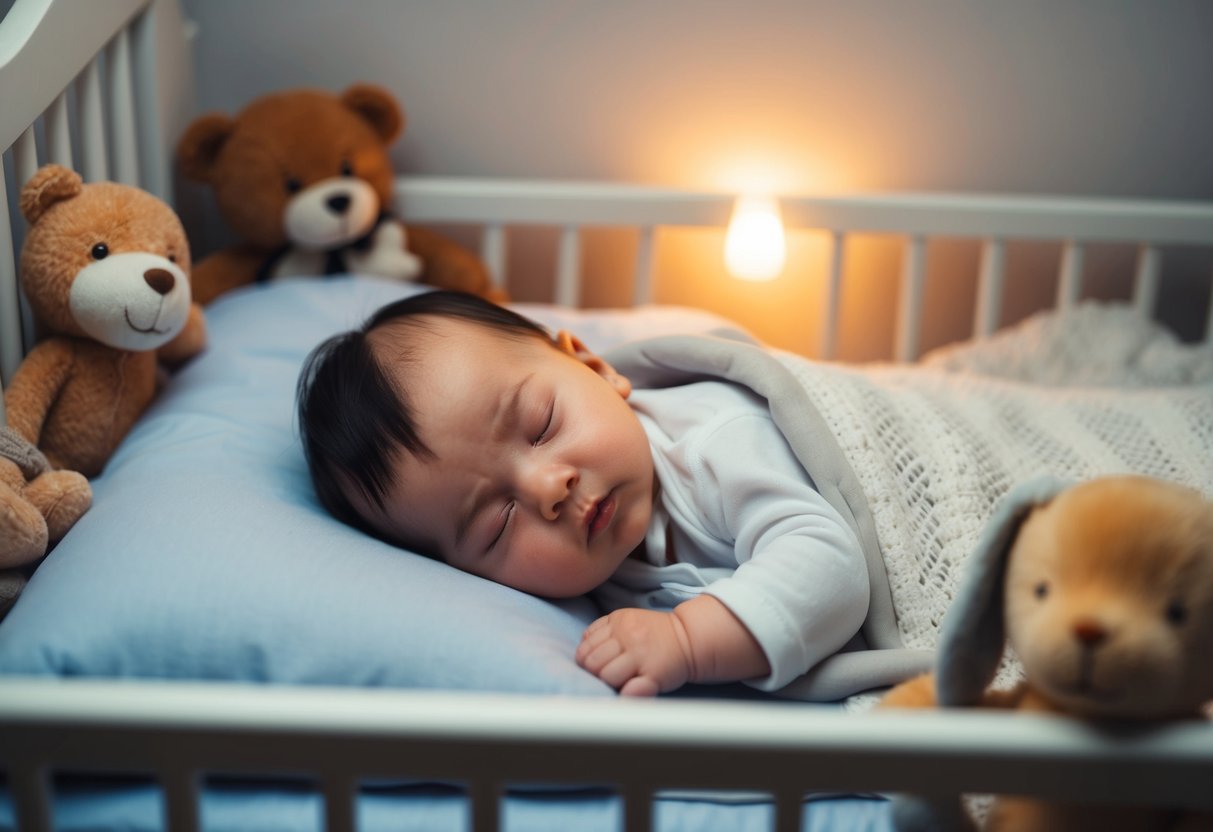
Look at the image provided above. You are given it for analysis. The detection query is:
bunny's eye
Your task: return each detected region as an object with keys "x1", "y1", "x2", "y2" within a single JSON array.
[
  {"x1": 1165, "y1": 601, "x2": 1187, "y2": 627},
  {"x1": 1033, "y1": 581, "x2": 1049, "y2": 600}
]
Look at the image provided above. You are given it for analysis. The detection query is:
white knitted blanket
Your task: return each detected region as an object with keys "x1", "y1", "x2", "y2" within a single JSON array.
[{"x1": 780, "y1": 302, "x2": 1213, "y2": 652}]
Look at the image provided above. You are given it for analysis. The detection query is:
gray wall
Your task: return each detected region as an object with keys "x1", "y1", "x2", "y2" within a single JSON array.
[
  {"x1": 177, "y1": 0, "x2": 1213, "y2": 354},
  {"x1": 181, "y1": 1, "x2": 1213, "y2": 198}
]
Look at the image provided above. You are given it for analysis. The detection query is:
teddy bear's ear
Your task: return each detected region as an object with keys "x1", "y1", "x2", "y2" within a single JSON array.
[
  {"x1": 176, "y1": 113, "x2": 237, "y2": 182},
  {"x1": 19, "y1": 164, "x2": 83, "y2": 224},
  {"x1": 340, "y1": 83, "x2": 404, "y2": 145},
  {"x1": 935, "y1": 475, "x2": 1072, "y2": 707}
]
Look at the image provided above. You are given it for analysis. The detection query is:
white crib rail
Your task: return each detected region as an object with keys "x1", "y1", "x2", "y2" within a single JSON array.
[
  {"x1": 2, "y1": 677, "x2": 1212, "y2": 832},
  {"x1": 396, "y1": 177, "x2": 1213, "y2": 361}
]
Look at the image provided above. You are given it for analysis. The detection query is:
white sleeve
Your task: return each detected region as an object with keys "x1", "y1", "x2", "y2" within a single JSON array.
[{"x1": 692, "y1": 412, "x2": 870, "y2": 691}]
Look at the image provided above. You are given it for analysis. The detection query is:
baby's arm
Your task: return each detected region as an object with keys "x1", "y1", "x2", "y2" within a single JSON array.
[
  {"x1": 580, "y1": 405, "x2": 868, "y2": 696},
  {"x1": 575, "y1": 595, "x2": 770, "y2": 696}
]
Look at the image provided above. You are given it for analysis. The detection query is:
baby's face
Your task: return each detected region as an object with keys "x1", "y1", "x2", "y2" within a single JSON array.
[{"x1": 363, "y1": 317, "x2": 655, "y2": 597}]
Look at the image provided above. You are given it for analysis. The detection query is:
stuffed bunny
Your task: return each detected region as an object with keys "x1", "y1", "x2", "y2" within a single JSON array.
[{"x1": 880, "y1": 474, "x2": 1213, "y2": 832}]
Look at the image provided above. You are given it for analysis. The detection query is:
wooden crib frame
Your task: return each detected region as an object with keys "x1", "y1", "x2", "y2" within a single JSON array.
[{"x1": 2, "y1": 1, "x2": 1213, "y2": 831}]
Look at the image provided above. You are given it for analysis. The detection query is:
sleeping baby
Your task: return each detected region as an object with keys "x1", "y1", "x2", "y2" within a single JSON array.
[{"x1": 295, "y1": 290, "x2": 873, "y2": 697}]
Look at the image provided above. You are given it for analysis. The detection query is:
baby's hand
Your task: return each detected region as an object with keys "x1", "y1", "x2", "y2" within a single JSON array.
[{"x1": 575, "y1": 609, "x2": 695, "y2": 697}]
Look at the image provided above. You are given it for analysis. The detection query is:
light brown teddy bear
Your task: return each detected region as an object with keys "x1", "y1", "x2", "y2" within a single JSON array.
[
  {"x1": 880, "y1": 475, "x2": 1213, "y2": 831},
  {"x1": 176, "y1": 84, "x2": 499, "y2": 306},
  {"x1": 0, "y1": 164, "x2": 206, "y2": 573}
]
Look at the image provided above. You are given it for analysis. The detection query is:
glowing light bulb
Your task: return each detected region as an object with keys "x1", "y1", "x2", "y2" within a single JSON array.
[{"x1": 724, "y1": 195, "x2": 786, "y2": 281}]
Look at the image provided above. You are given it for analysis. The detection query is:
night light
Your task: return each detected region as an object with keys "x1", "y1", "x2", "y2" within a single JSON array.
[{"x1": 724, "y1": 194, "x2": 786, "y2": 281}]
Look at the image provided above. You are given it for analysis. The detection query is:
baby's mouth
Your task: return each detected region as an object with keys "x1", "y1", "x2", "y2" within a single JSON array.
[{"x1": 587, "y1": 492, "x2": 617, "y2": 542}]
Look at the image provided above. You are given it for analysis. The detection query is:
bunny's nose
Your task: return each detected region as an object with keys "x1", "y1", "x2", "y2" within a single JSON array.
[
  {"x1": 1072, "y1": 618, "x2": 1107, "y2": 648},
  {"x1": 144, "y1": 268, "x2": 175, "y2": 295}
]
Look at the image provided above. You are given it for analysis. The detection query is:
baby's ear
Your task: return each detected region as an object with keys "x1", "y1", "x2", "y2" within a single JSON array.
[{"x1": 554, "y1": 330, "x2": 632, "y2": 398}]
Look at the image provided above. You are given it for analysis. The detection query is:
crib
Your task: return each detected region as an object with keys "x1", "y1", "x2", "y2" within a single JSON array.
[{"x1": 2, "y1": 2, "x2": 1213, "y2": 831}]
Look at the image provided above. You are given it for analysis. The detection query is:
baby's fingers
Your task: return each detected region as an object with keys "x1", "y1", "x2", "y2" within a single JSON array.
[
  {"x1": 619, "y1": 676, "x2": 659, "y2": 697},
  {"x1": 576, "y1": 637, "x2": 622, "y2": 674},
  {"x1": 596, "y1": 653, "x2": 643, "y2": 693},
  {"x1": 582, "y1": 615, "x2": 612, "y2": 638}
]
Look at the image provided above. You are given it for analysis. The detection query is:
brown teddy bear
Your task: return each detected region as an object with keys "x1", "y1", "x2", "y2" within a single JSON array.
[
  {"x1": 176, "y1": 84, "x2": 499, "y2": 305},
  {"x1": 880, "y1": 475, "x2": 1213, "y2": 831},
  {"x1": 0, "y1": 164, "x2": 206, "y2": 573}
]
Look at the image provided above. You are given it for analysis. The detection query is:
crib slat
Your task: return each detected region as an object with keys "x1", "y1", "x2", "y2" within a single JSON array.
[
  {"x1": 46, "y1": 91, "x2": 73, "y2": 169},
  {"x1": 78, "y1": 56, "x2": 108, "y2": 182},
  {"x1": 774, "y1": 791, "x2": 802, "y2": 832},
  {"x1": 11, "y1": 128, "x2": 40, "y2": 356},
  {"x1": 623, "y1": 786, "x2": 653, "y2": 832},
  {"x1": 974, "y1": 237, "x2": 1005, "y2": 338},
  {"x1": 469, "y1": 780, "x2": 500, "y2": 832},
  {"x1": 1057, "y1": 241, "x2": 1084, "y2": 310},
  {"x1": 131, "y1": 6, "x2": 166, "y2": 199},
  {"x1": 162, "y1": 770, "x2": 201, "y2": 832},
  {"x1": 632, "y1": 225, "x2": 655, "y2": 306},
  {"x1": 895, "y1": 235, "x2": 927, "y2": 361},
  {"x1": 322, "y1": 775, "x2": 357, "y2": 832},
  {"x1": 12, "y1": 127, "x2": 41, "y2": 357},
  {"x1": 555, "y1": 225, "x2": 581, "y2": 307},
  {"x1": 819, "y1": 231, "x2": 844, "y2": 360},
  {"x1": 1132, "y1": 243, "x2": 1161, "y2": 319},
  {"x1": 0, "y1": 164, "x2": 22, "y2": 395},
  {"x1": 14, "y1": 126, "x2": 39, "y2": 189},
  {"x1": 480, "y1": 223, "x2": 508, "y2": 292},
  {"x1": 11, "y1": 764, "x2": 52, "y2": 832},
  {"x1": 106, "y1": 29, "x2": 140, "y2": 186}
]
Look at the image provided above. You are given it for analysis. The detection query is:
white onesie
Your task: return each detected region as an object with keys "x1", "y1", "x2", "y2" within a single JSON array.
[{"x1": 594, "y1": 379, "x2": 870, "y2": 691}]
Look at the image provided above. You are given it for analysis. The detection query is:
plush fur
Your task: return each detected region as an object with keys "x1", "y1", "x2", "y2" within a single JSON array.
[
  {"x1": 880, "y1": 475, "x2": 1213, "y2": 831},
  {"x1": 0, "y1": 165, "x2": 206, "y2": 569},
  {"x1": 176, "y1": 84, "x2": 499, "y2": 305}
]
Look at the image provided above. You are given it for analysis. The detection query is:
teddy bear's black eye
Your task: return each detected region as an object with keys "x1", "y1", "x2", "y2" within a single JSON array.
[
  {"x1": 1166, "y1": 601, "x2": 1187, "y2": 627},
  {"x1": 91, "y1": 243, "x2": 109, "y2": 260},
  {"x1": 340, "y1": 159, "x2": 354, "y2": 177},
  {"x1": 1034, "y1": 581, "x2": 1049, "y2": 600},
  {"x1": 167, "y1": 253, "x2": 178, "y2": 264},
  {"x1": 284, "y1": 177, "x2": 303, "y2": 194}
]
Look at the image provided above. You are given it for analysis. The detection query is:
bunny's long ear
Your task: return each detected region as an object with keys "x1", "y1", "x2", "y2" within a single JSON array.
[{"x1": 936, "y1": 475, "x2": 1071, "y2": 706}]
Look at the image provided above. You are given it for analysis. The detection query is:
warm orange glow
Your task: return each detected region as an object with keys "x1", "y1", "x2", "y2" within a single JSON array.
[{"x1": 724, "y1": 195, "x2": 786, "y2": 281}]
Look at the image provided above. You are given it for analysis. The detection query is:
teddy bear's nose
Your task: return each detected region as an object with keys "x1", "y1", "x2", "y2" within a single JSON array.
[
  {"x1": 326, "y1": 194, "x2": 351, "y2": 215},
  {"x1": 143, "y1": 268, "x2": 175, "y2": 295},
  {"x1": 1072, "y1": 618, "x2": 1108, "y2": 648}
]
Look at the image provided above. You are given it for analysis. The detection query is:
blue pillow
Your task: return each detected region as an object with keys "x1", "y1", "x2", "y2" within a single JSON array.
[{"x1": 0, "y1": 276, "x2": 736, "y2": 695}]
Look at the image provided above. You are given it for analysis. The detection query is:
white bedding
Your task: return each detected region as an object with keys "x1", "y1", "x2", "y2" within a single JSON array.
[
  {"x1": 922, "y1": 300, "x2": 1213, "y2": 387},
  {"x1": 605, "y1": 306, "x2": 1213, "y2": 700}
]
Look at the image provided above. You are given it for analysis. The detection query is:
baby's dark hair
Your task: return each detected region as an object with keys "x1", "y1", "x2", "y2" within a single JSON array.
[{"x1": 295, "y1": 290, "x2": 550, "y2": 545}]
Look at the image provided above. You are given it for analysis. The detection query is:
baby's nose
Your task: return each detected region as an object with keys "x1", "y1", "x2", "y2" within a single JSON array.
[{"x1": 528, "y1": 464, "x2": 579, "y2": 521}]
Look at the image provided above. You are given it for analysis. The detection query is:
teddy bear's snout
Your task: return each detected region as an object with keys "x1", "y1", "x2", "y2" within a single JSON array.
[
  {"x1": 144, "y1": 269, "x2": 176, "y2": 296},
  {"x1": 283, "y1": 178, "x2": 379, "y2": 247},
  {"x1": 1071, "y1": 617, "x2": 1108, "y2": 649},
  {"x1": 326, "y1": 194, "x2": 351, "y2": 215}
]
